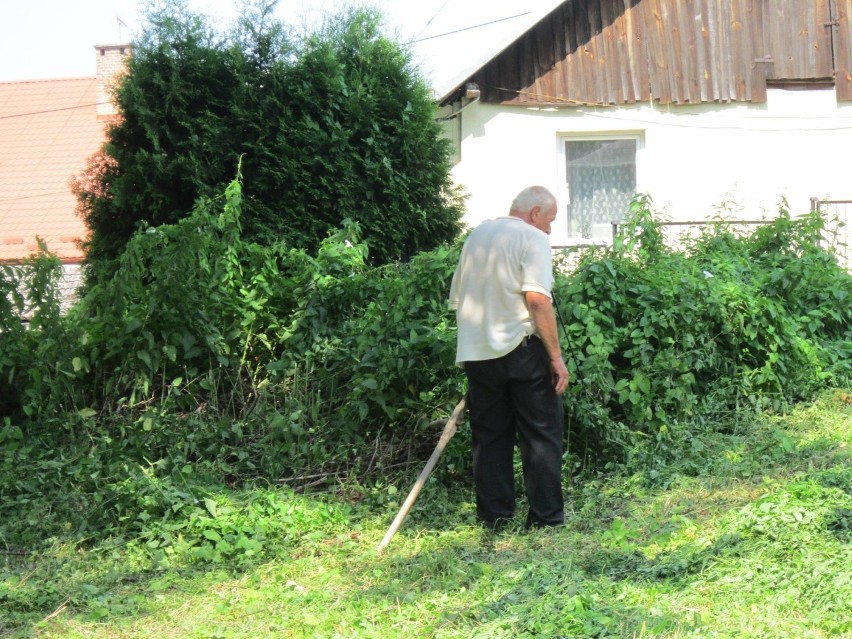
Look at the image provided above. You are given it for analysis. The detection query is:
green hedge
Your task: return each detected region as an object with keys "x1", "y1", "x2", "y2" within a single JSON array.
[{"x1": 1, "y1": 188, "x2": 850, "y2": 479}]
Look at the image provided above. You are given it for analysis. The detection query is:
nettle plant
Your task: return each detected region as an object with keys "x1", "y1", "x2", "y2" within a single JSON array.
[
  {"x1": 556, "y1": 195, "x2": 852, "y2": 468},
  {"x1": 2, "y1": 185, "x2": 850, "y2": 479},
  {"x1": 2, "y1": 171, "x2": 464, "y2": 473},
  {"x1": 0, "y1": 243, "x2": 76, "y2": 420}
]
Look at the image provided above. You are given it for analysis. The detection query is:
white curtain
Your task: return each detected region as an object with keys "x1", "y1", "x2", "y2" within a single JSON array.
[{"x1": 565, "y1": 139, "x2": 636, "y2": 239}]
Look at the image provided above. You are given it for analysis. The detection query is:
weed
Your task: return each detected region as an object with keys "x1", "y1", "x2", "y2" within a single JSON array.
[
  {"x1": 2, "y1": 184, "x2": 851, "y2": 636},
  {"x1": 0, "y1": 391, "x2": 848, "y2": 638}
]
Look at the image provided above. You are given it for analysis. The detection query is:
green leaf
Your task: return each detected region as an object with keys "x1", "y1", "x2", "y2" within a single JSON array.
[
  {"x1": 360, "y1": 377, "x2": 379, "y2": 390},
  {"x1": 203, "y1": 529, "x2": 222, "y2": 542},
  {"x1": 137, "y1": 350, "x2": 152, "y2": 370}
]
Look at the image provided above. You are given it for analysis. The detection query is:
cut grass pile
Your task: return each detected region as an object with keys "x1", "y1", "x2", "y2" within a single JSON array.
[{"x1": 2, "y1": 389, "x2": 850, "y2": 638}]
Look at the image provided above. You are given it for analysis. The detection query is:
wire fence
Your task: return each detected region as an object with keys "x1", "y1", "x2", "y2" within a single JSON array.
[{"x1": 813, "y1": 198, "x2": 851, "y2": 270}]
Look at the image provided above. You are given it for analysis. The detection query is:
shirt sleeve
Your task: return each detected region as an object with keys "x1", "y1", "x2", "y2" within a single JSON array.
[
  {"x1": 520, "y1": 232, "x2": 553, "y2": 298},
  {"x1": 448, "y1": 262, "x2": 461, "y2": 310}
]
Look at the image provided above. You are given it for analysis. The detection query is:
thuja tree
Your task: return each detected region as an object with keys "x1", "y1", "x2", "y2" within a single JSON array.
[
  {"x1": 76, "y1": 0, "x2": 462, "y2": 282},
  {"x1": 76, "y1": 0, "x2": 234, "y2": 272},
  {"x1": 255, "y1": 10, "x2": 463, "y2": 263}
]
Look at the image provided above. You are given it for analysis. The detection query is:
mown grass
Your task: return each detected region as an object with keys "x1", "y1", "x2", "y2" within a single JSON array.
[{"x1": 2, "y1": 389, "x2": 850, "y2": 639}]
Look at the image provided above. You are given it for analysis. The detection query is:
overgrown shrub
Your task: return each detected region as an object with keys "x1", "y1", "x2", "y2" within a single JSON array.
[
  {"x1": 2, "y1": 184, "x2": 851, "y2": 555},
  {"x1": 0, "y1": 244, "x2": 72, "y2": 418},
  {"x1": 557, "y1": 196, "x2": 852, "y2": 469},
  {"x1": 2, "y1": 173, "x2": 463, "y2": 474}
]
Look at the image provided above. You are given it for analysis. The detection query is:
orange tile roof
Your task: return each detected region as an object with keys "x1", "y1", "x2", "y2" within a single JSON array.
[{"x1": 0, "y1": 77, "x2": 107, "y2": 263}]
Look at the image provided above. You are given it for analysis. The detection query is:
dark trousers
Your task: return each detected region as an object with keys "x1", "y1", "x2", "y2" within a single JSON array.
[{"x1": 464, "y1": 336, "x2": 565, "y2": 528}]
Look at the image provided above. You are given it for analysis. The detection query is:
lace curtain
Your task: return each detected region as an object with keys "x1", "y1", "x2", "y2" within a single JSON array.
[{"x1": 565, "y1": 139, "x2": 636, "y2": 239}]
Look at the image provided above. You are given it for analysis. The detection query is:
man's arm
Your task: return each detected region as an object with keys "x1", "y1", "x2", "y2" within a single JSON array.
[{"x1": 525, "y1": 291, "x2": 570, "y2": 395}]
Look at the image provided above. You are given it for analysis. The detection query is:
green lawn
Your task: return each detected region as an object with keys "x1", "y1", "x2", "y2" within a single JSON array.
[{"x1": 2, "y1": 390, "x2": 850, "y2": 639}]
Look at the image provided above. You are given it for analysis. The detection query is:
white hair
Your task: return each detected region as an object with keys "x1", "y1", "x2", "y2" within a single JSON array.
[{"x1": 509, "y1": 186, "x2": 556, "y2": 215}]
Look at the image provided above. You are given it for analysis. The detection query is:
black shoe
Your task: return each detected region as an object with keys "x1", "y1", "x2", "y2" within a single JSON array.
[
  {"x1": 524, "y1": 515, "x2": 564, "y2": 530},
  {"x1": 481, "y1": 516, "x2": 513, "y2": 532}
]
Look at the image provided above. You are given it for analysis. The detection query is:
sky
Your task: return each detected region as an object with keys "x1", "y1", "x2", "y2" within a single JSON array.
[{"x1": 0, "y1": 0, "x2": 561, "y2": 96}]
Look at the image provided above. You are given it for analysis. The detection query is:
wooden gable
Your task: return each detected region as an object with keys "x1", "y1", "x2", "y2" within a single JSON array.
[
  {"x1": 453, "y1": 0, "x2": 852, "y2": 106},
  {"x1": 831, "y1": 0, "x2": 852, "y2": 97}
]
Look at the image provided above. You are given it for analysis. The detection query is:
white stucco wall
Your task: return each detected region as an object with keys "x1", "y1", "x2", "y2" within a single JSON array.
[
  {"x1": 445, "y1": 88, "x2": 852, "y2": 249},
  {"x1": 3, "y1": 262, "x2": 82, "y2": 321}
]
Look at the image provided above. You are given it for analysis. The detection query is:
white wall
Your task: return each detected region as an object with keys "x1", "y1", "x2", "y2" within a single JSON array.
[{"x1": 446, "y1": 89, "x2": 852, "y2": 248}]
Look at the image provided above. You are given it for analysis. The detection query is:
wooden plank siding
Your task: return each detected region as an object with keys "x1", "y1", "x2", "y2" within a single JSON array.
[
  {"x1": 835, "y1": 0, "x2": 852, "y2": 99},
  {"x1": 746, "y1": 0, "x2": 769, "y2": 100},
  {"x1": 467, "y1": 0, "x2": 850, "y2": 107},
  {"x1": 763, "y1": 0, "x2": 834, "y2": 80}
]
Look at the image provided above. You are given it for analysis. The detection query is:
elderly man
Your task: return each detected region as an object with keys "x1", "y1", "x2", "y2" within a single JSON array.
[{"x1": 449, "y1": 185, "x2": 569, "y2": 530}]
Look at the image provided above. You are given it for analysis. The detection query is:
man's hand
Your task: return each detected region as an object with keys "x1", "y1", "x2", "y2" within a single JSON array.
[
  {"x1": 525, "y1": 291, "x2": 570, "y2": 395},
  {"x1": 551, "y1": 357, "x2": 570, "y2": 395}
]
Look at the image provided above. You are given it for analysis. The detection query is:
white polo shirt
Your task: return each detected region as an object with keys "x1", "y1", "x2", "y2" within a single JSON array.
[{"x1": 449, "y1": 216, "x2": 553, "y2": 365}]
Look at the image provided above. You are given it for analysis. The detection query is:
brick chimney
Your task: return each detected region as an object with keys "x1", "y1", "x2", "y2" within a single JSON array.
[{"x1": 94, "y1": 44, "x2": 132, "y2": 119}]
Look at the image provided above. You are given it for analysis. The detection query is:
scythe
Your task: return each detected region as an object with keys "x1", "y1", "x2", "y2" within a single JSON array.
[{"x1": 376, "y1": 395, "x2": 467, "y2": 555}]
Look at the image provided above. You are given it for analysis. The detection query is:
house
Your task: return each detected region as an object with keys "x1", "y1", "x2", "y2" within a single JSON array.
[
  {"x1": 0, "y1": 44, "x2": 130, "y2": 307},
  {"x1": 436, "y1": 0, "x2": 852, "y2": 261}
]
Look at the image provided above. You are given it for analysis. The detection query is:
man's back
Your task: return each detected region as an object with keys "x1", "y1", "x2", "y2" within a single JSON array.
[{"x1": 449, "y1": 216, "x2": 553, "y2": 364}]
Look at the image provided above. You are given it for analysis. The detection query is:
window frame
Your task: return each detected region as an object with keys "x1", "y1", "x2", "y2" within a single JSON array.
[{"x1": 557, "y1": 131, "x2": 644, "y2": 245}]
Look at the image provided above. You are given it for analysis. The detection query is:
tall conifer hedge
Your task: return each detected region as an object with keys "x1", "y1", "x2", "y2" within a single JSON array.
[{"x1": 76, "y1": 0, "x2": 462, "y2": 281}]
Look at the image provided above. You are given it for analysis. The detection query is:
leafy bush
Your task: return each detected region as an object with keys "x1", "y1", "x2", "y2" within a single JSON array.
[
  {"x1": 0, "y1": 245, "x2": 75, "y2": 418},
  {"x1": 3, "y1": 172, "x2": 463, "y2": 475},
  {"x1": 2, "y1": 184, "x2": 851, "y2": 554},
  {"x1": 557, "y1": 196, "x2": 852, "y2": 469}
]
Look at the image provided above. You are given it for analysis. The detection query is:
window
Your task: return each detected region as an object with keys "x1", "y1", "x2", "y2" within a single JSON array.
[{"x1": 561, "y1": 135, "x2": 639, "y2": 241}]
